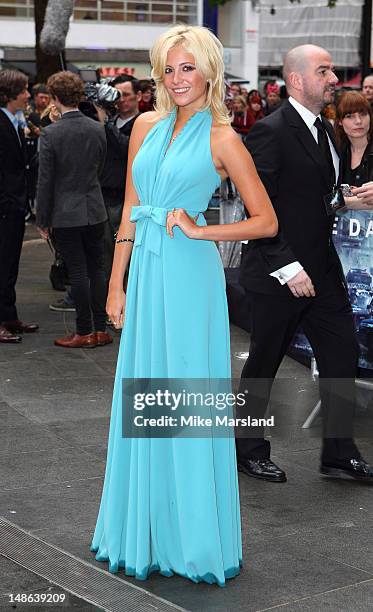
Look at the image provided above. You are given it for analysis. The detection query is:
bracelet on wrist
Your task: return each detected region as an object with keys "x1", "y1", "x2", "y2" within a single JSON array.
[{"x1": 115, "y1": 236, "x2": 134, "y2": 245}]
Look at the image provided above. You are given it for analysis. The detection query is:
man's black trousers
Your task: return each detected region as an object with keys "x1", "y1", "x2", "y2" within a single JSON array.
[
  {"x1": 0, "y1": 210, "x2": 25, "y2": 322},
  {"x1": 53, "y1": 223, "x2": 107, "y2": 336},
  {"x1": 236, "y1": 263, "x2": 360, "y2": 465}
]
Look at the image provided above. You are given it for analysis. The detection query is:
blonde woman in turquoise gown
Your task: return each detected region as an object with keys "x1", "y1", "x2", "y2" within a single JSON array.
[{"x1": 91, "y1": 25, "x2": 277, "y2": 586}]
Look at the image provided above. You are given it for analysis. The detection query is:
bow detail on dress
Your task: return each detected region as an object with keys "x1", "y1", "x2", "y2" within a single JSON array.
[
  {"x1": 130, "y1": 205, "x2": 168, "y2": 256},
  {"x1": 130, "y1": 205, "x2": 201, "y2": 256}
]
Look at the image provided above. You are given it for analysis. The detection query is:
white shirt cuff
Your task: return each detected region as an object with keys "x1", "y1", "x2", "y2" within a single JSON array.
[{"x1": 270, "y1": 261, "x2": 303, "y2": 285}]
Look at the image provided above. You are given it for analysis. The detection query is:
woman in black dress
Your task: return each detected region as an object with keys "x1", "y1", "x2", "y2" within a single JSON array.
[{"x1": 335, "y1": 91, "x2": 373, "y2": 209}]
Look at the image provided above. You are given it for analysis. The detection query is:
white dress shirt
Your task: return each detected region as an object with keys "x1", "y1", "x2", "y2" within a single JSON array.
[
  {"x1": 270, "y1": 96, "x2": 339, "y2": 285},
  {"x1": 116, "y1": 114, "x2": 137, "y2": 130}
]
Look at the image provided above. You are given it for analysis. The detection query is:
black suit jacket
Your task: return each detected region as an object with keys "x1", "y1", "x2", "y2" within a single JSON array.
[
  {"x1": 100, "y1": 113, "x2": 139, "y2": 202},
  {"x1": 0, "y1": 109, "x2": 28, "y2": 216},
  {"x1": 36, "y1": 110, "x2": 107, "y2": 228},
  {"x1": 240, "y1": 100, "x2": 342, "y2": 295}
]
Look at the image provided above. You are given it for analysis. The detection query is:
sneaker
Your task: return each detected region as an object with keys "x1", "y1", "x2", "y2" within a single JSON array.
[{"x1": 49, "y1": 299, "x2": 76, "y2": 312}]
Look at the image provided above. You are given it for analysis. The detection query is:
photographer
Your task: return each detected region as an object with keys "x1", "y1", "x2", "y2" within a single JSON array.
[{"x1": 97, "y1": 75, "x2": 141, "y2": 281}]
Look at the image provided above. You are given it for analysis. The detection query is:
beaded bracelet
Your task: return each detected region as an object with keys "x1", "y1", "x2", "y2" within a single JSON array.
[{"x1": 116, "y1": 237, "x2": 134, "y2": 244}]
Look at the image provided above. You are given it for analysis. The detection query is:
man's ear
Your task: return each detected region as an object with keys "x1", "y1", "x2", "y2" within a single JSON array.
[
  {"x1": 136, "y1": 91, "x2": 142, "y2": 102},
  {"x1": 288, "y1": 71, "x2": 302, "y2": 93}
]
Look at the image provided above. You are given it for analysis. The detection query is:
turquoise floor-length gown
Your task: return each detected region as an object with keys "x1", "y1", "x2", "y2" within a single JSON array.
[{"x1": 90, "y1": 108, "x2": 242, "y2": 586}]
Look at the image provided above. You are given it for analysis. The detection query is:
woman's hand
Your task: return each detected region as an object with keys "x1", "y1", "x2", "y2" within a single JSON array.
[
  {"x1": 106, "y1": 287, "x2": 126, "y2": 329},
  {"x1": 166, "y1": 208, "x2": 200, "y2": 239},
  {"x1": 350, "y1": 182, "x2": 373, "y2": 206}
]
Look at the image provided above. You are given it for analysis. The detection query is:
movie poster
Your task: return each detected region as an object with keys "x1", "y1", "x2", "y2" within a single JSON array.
[{"x1": 290, "y1": 210, "x2": 373, "y2": 371}]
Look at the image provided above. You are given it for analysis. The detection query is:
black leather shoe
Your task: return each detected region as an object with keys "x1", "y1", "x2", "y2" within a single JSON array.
[
  {"x1": 320, "y1": 459, "x2": 373, "y2": 482},
  {"x1": 0, "y1": 325, "x2": 22, "y2": 343},
  {"x1": 3, "y1": 320, "x2": 39, "y2": 333},
  {"x1": 237, "y1": 458, "x2": 287, "y2": 482}
]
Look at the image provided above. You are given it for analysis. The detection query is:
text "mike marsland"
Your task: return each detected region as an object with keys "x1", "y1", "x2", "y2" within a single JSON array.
[{"x1": 133, "y1": 415, "x2": 275, "y2": 427}]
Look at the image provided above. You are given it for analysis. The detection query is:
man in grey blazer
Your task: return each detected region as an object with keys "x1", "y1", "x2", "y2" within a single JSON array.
[{"x1": 36, "y1": 71, "x2": 112, "y2": 348}]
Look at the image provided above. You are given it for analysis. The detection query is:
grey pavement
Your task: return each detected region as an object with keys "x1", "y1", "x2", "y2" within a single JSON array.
[{"x1": 0, "y1": 223, "x2": 373, "y2": 611}]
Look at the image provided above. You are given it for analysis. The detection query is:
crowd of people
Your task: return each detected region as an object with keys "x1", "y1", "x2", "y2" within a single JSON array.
[
  {"x1": 0, "y1": 69, "x2": 154, "y2": 345},
  {"x1": 229, "y1": 80, "x2": 282, "y2": 136}
]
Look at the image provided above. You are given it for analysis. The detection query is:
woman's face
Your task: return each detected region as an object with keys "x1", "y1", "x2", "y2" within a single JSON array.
[
  {"x1": 341, "y1": 111, "x2": 370, "y2": 140},
  {"x1": 250, "y1": 101, "x2": 261, "y2": 113},
  {"x1": 230, "y1": 84, "x2": 241, "y2": 96},
  {"x1": 163, "y1": 45, "x2": 207, "y2": 110},
  {"x1": 142, "y1": 89, "x2": 152, "y2": 103},
  {"x1": 233, "y1": 99, "x2": 245, "y2": 112}
]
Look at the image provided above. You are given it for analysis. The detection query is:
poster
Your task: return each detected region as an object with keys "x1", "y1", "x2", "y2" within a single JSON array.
[{"x1": 290, "y1": 210, "x2": 373, "y2": 371}]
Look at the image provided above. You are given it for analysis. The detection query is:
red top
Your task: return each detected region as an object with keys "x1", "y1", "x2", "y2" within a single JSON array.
[{"x1": 231, "y1": 109, "x2": 257, "y2": 135}]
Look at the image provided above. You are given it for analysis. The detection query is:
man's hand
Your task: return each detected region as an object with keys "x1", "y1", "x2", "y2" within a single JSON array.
[
  {"x1": 351, "y1": 182, "x2": 373, "y2": 205},
  {"x1": 93, "y1": 104, "x2": 107, "y2": 124},
  {"x1": 287, "y1": 269, "x2": 315, "y2": 298},
  {"x1": 37, "y1": 226, "x2": 49, "y2": 240},
  {"x1": 49, "y1": 104, "x2": 61, "y2": 123}
]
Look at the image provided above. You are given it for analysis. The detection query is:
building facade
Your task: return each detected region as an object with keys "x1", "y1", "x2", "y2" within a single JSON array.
[
  {"x1": 217, "y1": 0, "x2": 367, "y2": 89},
  {"x1": 0, "y1": 0, "x2": 202, "y2": 78}
]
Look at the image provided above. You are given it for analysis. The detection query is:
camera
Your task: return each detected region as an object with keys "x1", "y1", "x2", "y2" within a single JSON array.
[
  {"x1": 78, "y1": 67, "x2": 121, "y2": 119},
  {"x1": 85, "y1": 82, "x2": 120, "y2": 116},
  {"x1": 340, "y1": 184, "x2": 354, "y2": 198}
]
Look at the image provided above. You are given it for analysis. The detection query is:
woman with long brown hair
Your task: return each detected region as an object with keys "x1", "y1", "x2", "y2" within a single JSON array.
[{"x1": 335, "y1": 90, "x2": 373, "y2": 208}]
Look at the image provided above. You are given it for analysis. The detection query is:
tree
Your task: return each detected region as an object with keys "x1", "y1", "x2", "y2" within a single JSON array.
[{"x1": 35, "y1": 0, "x2": 64, "y2": 82}]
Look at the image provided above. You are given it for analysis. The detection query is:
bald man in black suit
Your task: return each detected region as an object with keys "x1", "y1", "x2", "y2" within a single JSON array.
[{"x1": 236, "y1": 45, "x2": 373, "y2": 484}]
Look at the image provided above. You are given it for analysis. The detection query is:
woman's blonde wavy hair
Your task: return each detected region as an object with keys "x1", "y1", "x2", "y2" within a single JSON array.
[{"x1": 150, "y1": 25, "x2": 230, "y2": 125}]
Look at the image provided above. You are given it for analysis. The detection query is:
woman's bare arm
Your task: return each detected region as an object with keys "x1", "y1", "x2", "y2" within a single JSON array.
[
  {"x1": 167, "y1": 126, "x2": 278, "y2": 241},
  {"x1": 106, "y1": 111, "x2": 159, "y2": 325}
]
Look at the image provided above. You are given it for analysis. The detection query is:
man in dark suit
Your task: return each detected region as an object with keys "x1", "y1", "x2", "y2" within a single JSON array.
[
  {"x1": 237, "y1": 44, "x2": 373, "y2": 483},
  {"x1": 48, "y1": 75, "x2": 141, "y2": 313},
  {"x1": 36, "y1": 71, "x2": 111, "y2": 349},
  {"x1": 0, "y1": 69, "x2": 39, "y2": 343},
  {"x1": 100, "y1": 75, "x2": 141, "y2": 281}
]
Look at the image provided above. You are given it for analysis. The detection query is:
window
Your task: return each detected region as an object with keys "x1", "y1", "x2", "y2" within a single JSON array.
[
  {"x1": 0, "y1": 0, "x2": 198, "y2": 24},
  {"x1": 74, "y1": 0, "x2": 98, "y2": 20},
  {"x1": 0, "y1": 0, "x2": 33, "y2": 18}
]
